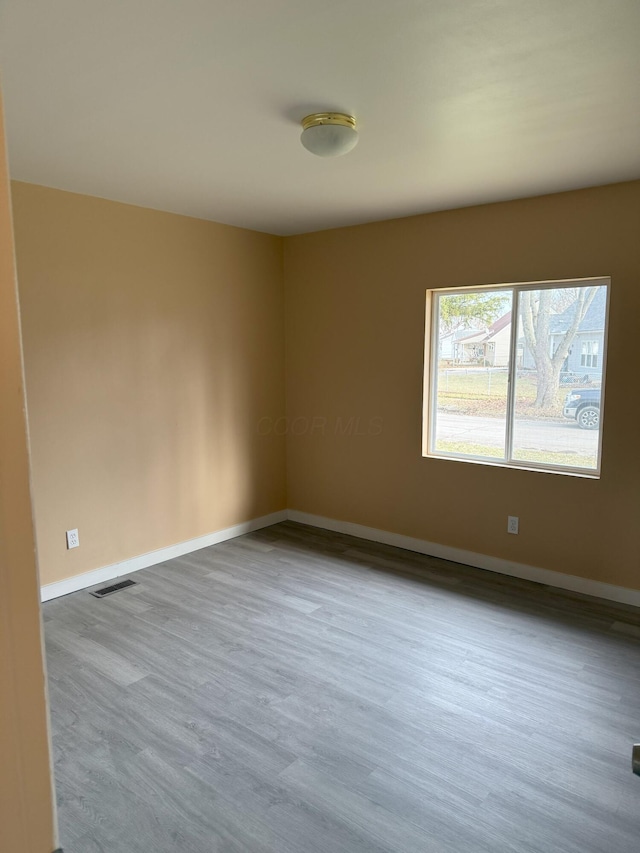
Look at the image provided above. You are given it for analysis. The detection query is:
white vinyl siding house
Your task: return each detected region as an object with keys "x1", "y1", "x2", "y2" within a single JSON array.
[
  {"x1": 452, "y1": 311, "x2": 512, "y2": 367},
  {"x1": 521, "y1": 288, "x2": 606, "y2": 382}
]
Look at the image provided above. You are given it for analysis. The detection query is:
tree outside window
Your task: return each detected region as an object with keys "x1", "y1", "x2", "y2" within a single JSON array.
[{"x1": 424, "y1": 278, "x2": 609, "y2": 476}]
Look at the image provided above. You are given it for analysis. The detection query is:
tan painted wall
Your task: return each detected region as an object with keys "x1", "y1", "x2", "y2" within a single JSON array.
[
  {"x1": 12, "y1": 182, "x2": 286, "y2": 586},
  {"x1": 0, "y1": 97, "x2": 56, "y2": 852},
  {"x1": 284, "y1": 181, "x2": 640, "y2": 591},
  {"x1": 10, "y1": 177, "x2": 640, "y2": 594}
]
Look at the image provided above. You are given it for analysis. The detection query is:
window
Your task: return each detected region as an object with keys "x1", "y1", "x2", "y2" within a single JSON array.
[
  {"x1": 424, "y1": 278, "x2": 609, "y2": 476},
  {"x1": 581, "y1": 340, "x2": 599, "y2": 369}
]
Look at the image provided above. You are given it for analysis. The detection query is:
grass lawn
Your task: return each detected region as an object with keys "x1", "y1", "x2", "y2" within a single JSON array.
[
  {"x1": 434, "y1": 440, "x2": 597, "y2": 469},
  {"x1": 436, "y1": 368, "x2": 566, "y2": 419}
]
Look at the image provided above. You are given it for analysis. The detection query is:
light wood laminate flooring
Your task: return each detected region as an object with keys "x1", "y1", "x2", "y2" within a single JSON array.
[{"x1": 44, "y1": 521, "x2": 640, "y2": 853}]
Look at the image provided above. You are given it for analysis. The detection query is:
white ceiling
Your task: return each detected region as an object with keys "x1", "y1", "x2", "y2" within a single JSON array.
[{"x1": 1, "y1": 0, "x2": 639, "y2": 235}]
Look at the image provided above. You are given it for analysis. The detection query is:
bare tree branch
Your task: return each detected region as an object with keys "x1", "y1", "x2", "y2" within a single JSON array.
[
  {"x1": 550, "y1": 287, "x2": 597, "y2": 371},
  {"x1": 521, "y1": 286, "x2": 601, "y2": 408}
]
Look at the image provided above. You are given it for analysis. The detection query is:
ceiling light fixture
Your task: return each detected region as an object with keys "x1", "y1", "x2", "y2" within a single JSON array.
[{"x1": 300, "y1": 113, "x2": 358, "y2": 158}]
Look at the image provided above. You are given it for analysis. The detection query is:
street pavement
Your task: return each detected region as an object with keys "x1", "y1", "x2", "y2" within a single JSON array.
[{"x1": 436, "y1": 413, "x2": 598, "y2": 453}]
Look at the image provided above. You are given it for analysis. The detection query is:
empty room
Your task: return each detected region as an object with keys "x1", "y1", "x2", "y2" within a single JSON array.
[{"x1": 1, "y1": 2, "x2": 639, "y2": 852}]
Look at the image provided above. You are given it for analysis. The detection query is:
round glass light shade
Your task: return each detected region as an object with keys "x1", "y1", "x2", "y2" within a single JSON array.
[{"x1": 300, "y1": 114, "x2": 358, "y2": 157}]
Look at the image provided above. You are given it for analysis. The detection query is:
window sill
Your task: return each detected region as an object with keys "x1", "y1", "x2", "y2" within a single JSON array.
[{"x1": 423, "y1": 450, "x2": 600, "y2": 479}]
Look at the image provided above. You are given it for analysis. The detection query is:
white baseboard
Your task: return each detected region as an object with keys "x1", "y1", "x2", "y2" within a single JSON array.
[
  {"x1": 287, "y1": 510, "x2": 640, "y2": 609},
  {"x1": 41, "y1": 506, "x2": 640, "y2": 610},
  {"x1": 40, "y1": 510, "x2": 288, "y2": 602}
]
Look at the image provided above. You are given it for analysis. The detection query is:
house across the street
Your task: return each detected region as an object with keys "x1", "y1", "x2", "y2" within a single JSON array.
[
  {"x1": 451, "y1": 311, "x2": 512, "y2": 366},
  {"x1": 520, "y1": 287, "x2": 607, "y2": 382}
]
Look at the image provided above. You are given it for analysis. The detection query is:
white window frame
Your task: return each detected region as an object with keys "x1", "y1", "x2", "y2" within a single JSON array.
[{"x1": 423, "y1": 277, "x2": 610, "y2": 478}]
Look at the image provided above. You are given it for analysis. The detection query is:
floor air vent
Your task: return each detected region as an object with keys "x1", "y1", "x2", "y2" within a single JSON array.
[{"x1": 90, "y1": 579, "x2": 137, "y2": 598}]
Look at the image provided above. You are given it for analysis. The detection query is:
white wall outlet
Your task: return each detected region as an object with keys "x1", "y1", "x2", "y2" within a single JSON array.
[
  {"x1": 507, "y1": 516, "x2": 519, "y2": 535},
  {"x1": 66, "y1": 528, "x2": 80, "y2": 549}
]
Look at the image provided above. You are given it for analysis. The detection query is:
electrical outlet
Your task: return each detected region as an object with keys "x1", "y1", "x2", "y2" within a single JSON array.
[
  {"x1": 507, "y1": 516, "x2": 519, "y2": 535},
  {"x1": 66, "y1": 528, "x2": 80, "y2": 549}
]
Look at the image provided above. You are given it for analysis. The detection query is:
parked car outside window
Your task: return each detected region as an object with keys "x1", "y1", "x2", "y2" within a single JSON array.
[{"x1": 563, "y1": 387, "x2": 601, "y2": 430}]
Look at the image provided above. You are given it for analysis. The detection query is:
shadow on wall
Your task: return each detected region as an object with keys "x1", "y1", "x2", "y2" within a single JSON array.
[{"x1": 11, "y1": 181, "x2": 286, "y2": 586}]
